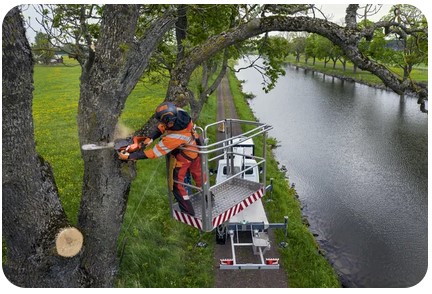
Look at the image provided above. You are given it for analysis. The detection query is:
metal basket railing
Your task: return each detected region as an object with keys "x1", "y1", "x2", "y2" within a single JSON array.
[{"x1": 166, "y1": 119, "x2": 273, "y2": 231}]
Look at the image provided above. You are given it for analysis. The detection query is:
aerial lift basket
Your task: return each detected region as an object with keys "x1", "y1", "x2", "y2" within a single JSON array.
[{"x1": 166, "y1": 119, "x2": 272, "y2": 232}]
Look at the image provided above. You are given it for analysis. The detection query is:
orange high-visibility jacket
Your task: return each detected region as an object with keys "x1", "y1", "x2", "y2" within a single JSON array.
[{"x1": 144, "y1": 120, "x2": 199, "y2": 160}]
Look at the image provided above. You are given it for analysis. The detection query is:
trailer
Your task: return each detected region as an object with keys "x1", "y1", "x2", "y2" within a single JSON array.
[{"x1": 165, "y1": 119, "x2": 288, "y2": 269}]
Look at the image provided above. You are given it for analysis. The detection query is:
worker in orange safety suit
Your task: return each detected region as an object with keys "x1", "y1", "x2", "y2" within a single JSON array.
[{"x1": 119, "y1": 101, "x2": 203, "y2": 216}]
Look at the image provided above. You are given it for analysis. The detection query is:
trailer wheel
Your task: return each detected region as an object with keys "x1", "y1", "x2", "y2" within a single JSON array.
[{"x1": 215, "y1": 224, "x2": 227, "y2": 245}]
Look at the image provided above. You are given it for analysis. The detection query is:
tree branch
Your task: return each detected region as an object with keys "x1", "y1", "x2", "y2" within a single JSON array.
[{"x1": 170, "y1": 14, "x2": 427, "y2": 113}]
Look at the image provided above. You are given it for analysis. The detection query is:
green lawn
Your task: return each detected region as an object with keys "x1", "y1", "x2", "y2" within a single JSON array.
[{"x1": 33, "y1": 63, "x2": 82, "y2": 223}]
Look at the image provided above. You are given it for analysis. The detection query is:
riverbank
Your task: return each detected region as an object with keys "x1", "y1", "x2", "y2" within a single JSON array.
[
  {"x1": 288, "y1": 62, "x2": 389, "y2": 91},
  {"x1": 283, "y1": 57, "x2": 427, "y2": 99},
  {"x1": 227, "y1": 70, "x2": 341, "y2": 287}
]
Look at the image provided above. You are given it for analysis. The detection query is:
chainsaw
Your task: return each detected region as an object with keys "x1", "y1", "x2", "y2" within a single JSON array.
[{"x1": 81, "y1": 137, "x2": 152, "y2": 153}]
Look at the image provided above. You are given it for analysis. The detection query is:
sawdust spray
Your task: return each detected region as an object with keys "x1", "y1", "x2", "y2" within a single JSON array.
[{"x1": 114, "y1": 122, "x2": 133, "y2": 140}]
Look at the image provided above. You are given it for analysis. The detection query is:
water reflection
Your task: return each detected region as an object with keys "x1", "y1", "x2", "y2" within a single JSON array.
[{"x1": 235, "y1": 59, "x2": 428, "y2": 287}]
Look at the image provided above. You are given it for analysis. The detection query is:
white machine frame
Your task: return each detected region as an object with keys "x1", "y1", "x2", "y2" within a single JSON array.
[{"x1": 165, "y1": 119, "x2": 288, "y2": 269}]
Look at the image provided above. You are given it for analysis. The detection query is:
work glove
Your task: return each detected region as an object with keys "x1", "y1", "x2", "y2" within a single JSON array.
[
  {"x1": 118, "y1": 150, "x2": 148, "y2": 161},
  {"x1": 118, "y1": 150, "x2": 130, "y2": 161},
  {"x1": 126, "y1": 137, "x2": 153, "y2": 152}
]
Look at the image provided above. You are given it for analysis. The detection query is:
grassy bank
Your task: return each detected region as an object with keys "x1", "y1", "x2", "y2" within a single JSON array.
[
  {"x1": 284, "y1": 56, "x2": 428, "y2": 87},
  {"x1": 227, "y1": 70, "x2": 341, "y2": 287}
]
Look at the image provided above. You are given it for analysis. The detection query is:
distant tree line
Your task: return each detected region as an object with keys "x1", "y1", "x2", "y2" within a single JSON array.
[{"x1": 262, "y1": 5, "x2": 427, "y2": 85}]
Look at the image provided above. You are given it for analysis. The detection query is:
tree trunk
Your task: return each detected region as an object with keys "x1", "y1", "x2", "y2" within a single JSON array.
[
  {"x1": 76, "y1": 6, "x2": 141, "y2": 286},
  {"x1": 2, "y1": 7, "x2": 80, "y2": 287},
  {"x1": 196, "y1": 48, "x2": 230, "y2": 119},
  {"x1": 175, "y1": 5, "x2": 188, "y2": 63},
  {"x1": 201, "y1": 61, "x2": 211, "y2": 93},
  {"x1": 76, "y1": 5, "x2": 175, "y2": 286},
  {"x1": 345, "y1": 4, "x2": 359, "y2": 29}
]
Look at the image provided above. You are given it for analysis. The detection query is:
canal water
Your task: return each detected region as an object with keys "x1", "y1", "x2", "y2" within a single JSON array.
[{"x1": 235, "y1": 58, "x2": 428, "y2": 287}]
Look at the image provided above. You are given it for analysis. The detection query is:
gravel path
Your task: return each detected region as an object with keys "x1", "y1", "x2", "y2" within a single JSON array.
[{"x1": 213, "y1": 75, "x2": 288, "y2": 288}]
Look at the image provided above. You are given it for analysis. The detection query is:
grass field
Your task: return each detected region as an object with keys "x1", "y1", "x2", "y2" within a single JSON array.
[{"x1": 33, "y1": 63, "x2": 82, "y2": 223}]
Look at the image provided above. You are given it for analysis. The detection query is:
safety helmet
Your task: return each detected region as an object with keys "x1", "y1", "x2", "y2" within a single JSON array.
[{"x1": 155, "y1": 102, "x2": 177, "y2": 125}]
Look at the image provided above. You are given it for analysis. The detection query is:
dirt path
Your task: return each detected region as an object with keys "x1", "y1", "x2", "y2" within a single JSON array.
[{"x1": 213, "y1": 75, "x2": 288, "y2": 288}]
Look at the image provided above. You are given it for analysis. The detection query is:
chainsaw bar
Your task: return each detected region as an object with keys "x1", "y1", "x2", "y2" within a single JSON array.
[
  {"x1": 81, "y1": 142, "x2": 115, "y2": 151},
  {"x1": 82, "y1": 137, "x2": 133, "y2": 152}
]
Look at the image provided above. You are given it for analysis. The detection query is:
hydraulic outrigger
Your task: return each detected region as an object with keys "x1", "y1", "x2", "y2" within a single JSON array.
[{"x1": 165, "y1": 119, "x2": 288, "y2": 269}]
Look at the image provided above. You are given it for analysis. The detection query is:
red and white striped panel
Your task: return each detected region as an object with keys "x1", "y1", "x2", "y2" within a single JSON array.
[
  {"x1": 173, "y1": 210, "x2": 203, "y2": 230},
  {"x1": 212, "y1": 187, "x2": 265, "y2": 228}
]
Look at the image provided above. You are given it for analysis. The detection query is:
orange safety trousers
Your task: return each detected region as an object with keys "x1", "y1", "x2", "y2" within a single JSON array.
[
  {"x1": 172, "y1": 153, "x2": 203, "y2": 200},
  {"x1": 144, "y1": 120, "x2": 204, "y2": 214}
]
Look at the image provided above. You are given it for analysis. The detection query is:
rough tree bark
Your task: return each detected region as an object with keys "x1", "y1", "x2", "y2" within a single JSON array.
[
  {"x1": 2, "y1": 7, "x2": 78, "y2": 287},
  {"x1": 76, "y1": 5, "x2": 176, "y2": 287},
  {"x1": 3, "y1": 5, "x2": 176, "y2": 287}
]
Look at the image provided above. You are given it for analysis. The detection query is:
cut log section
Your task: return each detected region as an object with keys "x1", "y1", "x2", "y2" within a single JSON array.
[{"x1": 55, "y1": 227, "x2": 83, "y2": 257}]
